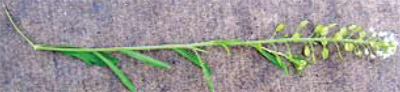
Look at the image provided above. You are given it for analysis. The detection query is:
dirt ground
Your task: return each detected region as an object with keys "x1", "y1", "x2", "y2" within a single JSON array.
[{"x1": 1, "y1": 0, "x2": 400, "y2": 92}]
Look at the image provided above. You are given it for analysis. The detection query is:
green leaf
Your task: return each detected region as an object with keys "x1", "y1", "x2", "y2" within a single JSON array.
[
  {"x1": 275, "y1": 55, "x2": 289, "y2": 74},
  {"x1": 120, "y1": 50, "x2": 171, "y2": 68},
  {"x1": 253, "y1": 44, "x2": 289, "y2": 74},
  {"x1": 173, "y1": 48, "x2": 212, "y2": 75},
  {"x1": 92, "y1": 52, "x2": 137, "y2": 92},
  {"x1": 174, "y1": 48, "x2": 214, "y2": 92},
  {"x1": 173, "y1": 48, "x2": 200, "y2": 66},
  {"x1": 59, "y1": 51, "x2": 118, "y2": 66},
  {"x1": 192, "y1": 50, "x2": 214, "y2": 92},
  {"x1": 322, "y1": 47, "x2": 329, "y2": 59}
]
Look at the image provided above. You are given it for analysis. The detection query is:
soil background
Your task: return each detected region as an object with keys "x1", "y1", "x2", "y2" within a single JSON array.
[{"x1": 1, "y1": 0, "x2": 400, "y2": 92}]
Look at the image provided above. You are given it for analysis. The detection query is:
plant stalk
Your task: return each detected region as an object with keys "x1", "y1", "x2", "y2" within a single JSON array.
[{"x1": 33, "y1": 38, "x2": 375, "y2": 52}]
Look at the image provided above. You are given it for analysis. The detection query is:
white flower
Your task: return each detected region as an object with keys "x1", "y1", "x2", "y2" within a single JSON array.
[
  {"x1": 370, "y1": 54, "x2": 376, "y2": 59},
  {"x1": 369, "y1": 27, "x2": 377, "y2": 37},
  {"x1": 376, "y1": 51, "x2": 384, "y2": 56},
  {"x1": 364, "y1": 49, "x2": 369, "y2": 55},
  {"x1": 378, "y1": 32, "x2": 388, "y2": 37},
  {"x1": 366, "y1": 29, "x2": 398, "y2": 59},
  {"x1": 368, "y1": 27, "x2": 375, "y2": 32}
]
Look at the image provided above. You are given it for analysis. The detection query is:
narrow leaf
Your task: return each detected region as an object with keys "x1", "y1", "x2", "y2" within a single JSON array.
[
  {"x1": 173, "y1": 48, "x2": 212, "y2": 75},
  {"x1": 173, "y1": 48, "x2": 201, "y2": 66},
  {"x1": 93, "y1": 52, "x2": 137, "y2": 92},
  {"x1": 275, "y1": 54, "x2": 289, "y2": 74},
  {"x1": 253, "y1": 44, "x2": 289, "y2": 74},
  {"x1": 59, "y1": 51, "x2": 118, "y2": 66},
  {"x1": 173, "y1": 48, "x2": 212, "y2": 73},
  {"x1": 173, "y1": 48, "x2": 213, "y2": 92},
  {"x1": 120, "y1": 50, "x2": 171, "y2": 68},
  {"x1": 193, "y1": 50, "x2": 214, "y2": 92}
]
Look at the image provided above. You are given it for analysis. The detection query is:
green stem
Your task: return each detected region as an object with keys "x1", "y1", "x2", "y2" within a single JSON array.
[
  {"x1": 4, "y1": 6, "x2": 36, "y2": 47},
  {"x1": 334, "y1": 42, "x2": 344, "y2": 59},
  {"x1": 34, "y1": 38, "x2": 375, "y2": 52},
  {"x1": 93, "y1": 52, "x2": 137, "y2": 92},
  {"x1": 308, "y1": 42, "x2": 316, "y2": 62}
]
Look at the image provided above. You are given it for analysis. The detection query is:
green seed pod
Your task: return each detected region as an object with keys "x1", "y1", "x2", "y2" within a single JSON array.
[
  {"x1": 322, "y1": 47, "x2": 329, "y2": 59},
  {"x1": 292, "y1": 58, "x2": 308, "y2": 73},
  {"x1": 321, "y1": 39, "x2": 328, "y2": 46},
  {"x1": 320, "y1": 27, "x2": 330, "y2": 36},
  {"x1": 355, "y1": 26, "x2": 363, "y2": 32},
  {"x1": 339, "y1": 27, "x2": 348, "y2": 35},
  {"x1": 348, "y1": 25, "x2": 357, "y2": 31},
  {"x1": 303, "y1": 45, "x2": 311, "y2": 56},
  {"x1": 284, "y1": 34, "x2": 289, "y2": 37},
  {"x1": 333, "y1": 33, "x2": 343, "y2": 40},
  {"x1": 314, "y1": 25, "x2": 324, "y2": 34},
  {"x1": 275, "y1": 24, "x2": 285, "y2": 32},
  {"x1": 292, "y1": 33, "x2": 302, "y2": 38},
  {"x1": 358, "y1": 31, "x2": 367, "y2": 40},
  {"x1": 298, "y1": 20, "x2": 310, "y2": 29},
  {"x1": 356, "y1": 50, "x2": 362, "y2": 57},
  {"x1": 344, "y1": 43, "x2": 355, "y2": 51},
  {"x1": 328, "y1": 23, "x2": 337, "y2": 28}
]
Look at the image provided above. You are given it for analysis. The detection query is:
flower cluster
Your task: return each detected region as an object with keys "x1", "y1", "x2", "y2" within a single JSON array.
[{"x1": 366, "y1": 27, "x2": 398, "y2": 59}]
